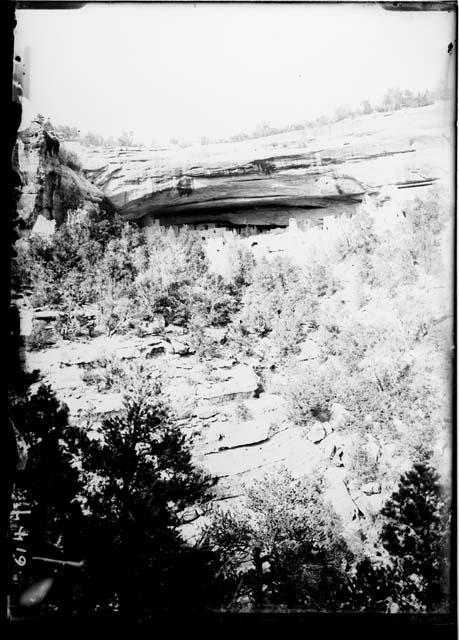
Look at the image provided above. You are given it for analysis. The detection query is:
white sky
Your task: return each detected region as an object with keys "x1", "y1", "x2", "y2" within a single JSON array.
[{"x1": 15, "y1": 3, "x2": 455, "y2": 144}]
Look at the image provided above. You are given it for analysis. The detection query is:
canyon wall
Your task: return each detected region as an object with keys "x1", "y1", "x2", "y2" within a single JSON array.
[
  {"x1": 16, "y1": 118, "x2": 115, "y2": 230},
  {"x1": 73, "y1": 101, "x2": 452, "y2": 229}
]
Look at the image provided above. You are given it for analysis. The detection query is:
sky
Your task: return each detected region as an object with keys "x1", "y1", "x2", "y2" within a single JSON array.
[{"x1": 15, "y1": 3, "x2": 456, "y2": 144}]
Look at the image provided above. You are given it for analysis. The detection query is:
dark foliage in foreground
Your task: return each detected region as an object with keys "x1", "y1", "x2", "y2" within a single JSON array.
[
  {"x1": 9, "y1": 378, "x2": 452, "y2": 616},
  {"x1": 344, "y1": 463, "x2": 451, "y2": 613},
  {"x1": 9, "y1": 380, "x2": 230, "y2": 616},
  {"x1": 204, "y1": 470, "x2": 353, "y2": 611}
]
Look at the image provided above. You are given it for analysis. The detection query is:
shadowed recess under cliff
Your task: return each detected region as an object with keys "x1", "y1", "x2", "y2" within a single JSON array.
[{"x1": 72, "y1": 101, "x2": 449, "y2": 229}]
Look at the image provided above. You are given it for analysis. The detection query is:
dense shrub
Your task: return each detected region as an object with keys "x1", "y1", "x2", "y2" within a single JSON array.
[
  {"x1": 13, "y1": 217, "x2": 124, "y2": 309},
  {"x1": 205, "y1": 469, "x2": 352, "y2": 610},
  {"x1": 236, "y1": 256, "x2": 308, "y2": 339},
  {"x1": 26, "y1": 323, "x2": 53, "y2": 351},
  {"x1": 187, "y1": 314, "x2": 222, "y2": 361},
  {"x1": 9, "y1": 375, "x2": 225, "y2": 615},
  {"x1": 226, "y1": 241, "x2": 256, "y2": 290},
  {"x1": 81, "y1": 356, "x2": 127, "y2": 392},
  {"x1": 337, "y1": 207, "x2": 378, "y2": 259},
  {"x1": 133, "y1": 227, "x2": 211, "y2": 325},
  {"x1": 13, "y1": 221, "x2": 236, "y2": 335}
]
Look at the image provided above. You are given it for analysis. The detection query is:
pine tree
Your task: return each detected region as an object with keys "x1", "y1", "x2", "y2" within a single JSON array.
[
  {"x1": 73, "y1": 377, "x2": 215, "y2": 616},
  {"x1": 346, "y1": 463, "x2": 451, "y2": 612},
  {"x1": 10, "y1": 385, "x2": 82, "y2": 558},
  {"x1": 379, "y1": 463, "x2": 451, "y2": 611},
  {"x1": 205, "y1": 469, "x2": 351, "y2": 610}
]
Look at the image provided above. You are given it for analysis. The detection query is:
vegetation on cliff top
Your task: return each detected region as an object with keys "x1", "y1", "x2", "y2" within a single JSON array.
[{"x1": 51, "y1": 87, "x2": 448, "y2": 148}]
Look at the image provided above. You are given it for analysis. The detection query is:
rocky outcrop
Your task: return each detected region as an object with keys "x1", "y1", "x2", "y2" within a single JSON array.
[
  {"x1": 15, "y1": 103, "x2": 449, "y2": 233},
  {"x1": 24, "y1": 312, "x2": 442, "y2": 552},
  {"x1": 307, "y1": 422, "x2": 326, "y2": 444},
  {"x1": 73, "y1": 101, "x2": 450, "y2": 230},
  {"x1": 201, "y1": 418, "x2": 271, "y2": 454},
  {"x1": 198, "y1": 364, "x2": 260, "y2": 405},
  {"x1": 16, "y1": 119, "x2": 115, "y2": 228},
  {"x1": 361, "y1": 481, "x2": 382, "y2": 496},
  {"x1": 22, "y1": 323, "x2": 334, "y2": 528},
  {"x1": 77, "y1": 141, "x2": 365, "y2": 228}
]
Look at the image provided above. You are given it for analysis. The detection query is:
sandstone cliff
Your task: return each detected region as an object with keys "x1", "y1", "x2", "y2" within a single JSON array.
[
  {"x1": 14, "y1": 102, "x2": 453, "y2": 551},
  {"x1": 72, "y1": 101, "x2": 451, "y2": 229},
  {"x1": 15, "y1": 119, "x2": 116, "y2": 230}
]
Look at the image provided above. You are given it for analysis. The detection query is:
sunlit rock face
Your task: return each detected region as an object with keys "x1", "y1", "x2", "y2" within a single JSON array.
[
  {"x1": 16, "y1": 119, "x2": 115, "y2": 228},
  {"x1": 74, "y1": 101, "x2": 450, "y2": 230}
]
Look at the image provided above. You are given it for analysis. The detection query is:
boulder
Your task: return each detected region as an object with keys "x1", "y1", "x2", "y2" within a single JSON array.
[
  {"x1": 307, "y1": 422, "x2": 326, "y2": 444},
  {"x1": 329, "y1": 403, "x2": 350, "y2": 430},
  {"x1": 324, "y1": 467, "x2": 360, "y2": 524},
  {"x1": 355, "y1": 492, "x2": 385, "y2": 516},
  {"x1": 361, "y1": 481, "x2": 381, "y2": 496},
  {"x1": 144, "y1": 343, "x2": 167, "y2": 358},
  {"x1": 170, "y1": 339, "x2": 194, "y2": 356},
  {"x1": 200, "y1": 426, "x2": 322, "y2": 479},
  {"x1": 179, "y1": 506, "x2": 202, "y2": 524},
  {"x1": 203, "y1": 418, "x2": 271, "y2": 454},
  {"x1": 31, "y1": 214, "x2": 56, "y2": 238},
  {"x1": 199, "y1": 364, "x2": 259, "y2": 405}
]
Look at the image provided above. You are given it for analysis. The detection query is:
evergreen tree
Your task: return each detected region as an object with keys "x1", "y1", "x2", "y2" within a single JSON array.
[
  {"x1": 205, "y1": 469, "x2": 351, "y2": 610},
  {"x1": 9, "y1": 373, "x2": 225, "y2": 617},
  {"x1": 10, "y1": 385, "x2": 82, "y2": 560},
  {"x1": 72, "y1": 376, "x2": 217, "y2": 616},
  {"x1": 346, "y1": 463, "x2": 451, "y2": 612},
  {"x1": 380, "y1": 463, "x2": 451, "y2": 611},
  {"x1": 9, "y1": 383, "x2": 85, "y2": 615}
]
